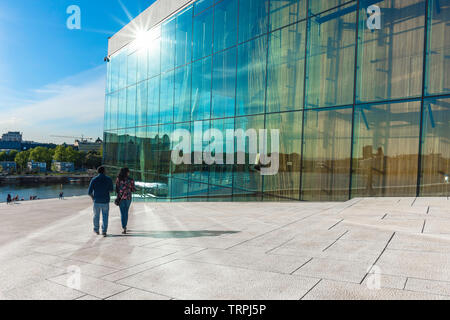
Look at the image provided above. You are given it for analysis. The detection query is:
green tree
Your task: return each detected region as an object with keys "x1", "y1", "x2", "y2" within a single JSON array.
[
  {"x1": 53, "y1": 145, "x2": 67, "y2": 162},
  {"x1": 85, "y1": 151, "x2": 102, "y2": 169},
  {"x1": 29, "y1": 147, "x2": 53, "y2": 170},
  {"x1": 0, "y1": 152, "x2": 6, "y2": 162},
  {"x1": 7, "y1": 150, "x2": 18, "y2": 161},
  {"x1": 15, "y1": 151, "x2": 30, "y2": 173},
  {"x1": 65, "y1": 146, "x2": 78, "y2": 163}
]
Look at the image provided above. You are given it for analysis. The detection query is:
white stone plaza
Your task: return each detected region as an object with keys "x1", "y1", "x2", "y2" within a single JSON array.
[{"x1": 0, "y1": 196, "x2": 449, "y2": 300}]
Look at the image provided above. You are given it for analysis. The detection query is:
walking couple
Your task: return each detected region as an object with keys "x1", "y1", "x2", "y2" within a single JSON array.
[{"x1": 88, "y1": 166, "x2": 136, "y2": 237}]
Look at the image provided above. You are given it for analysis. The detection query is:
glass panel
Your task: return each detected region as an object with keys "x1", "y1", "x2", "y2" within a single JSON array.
[
  {"x1": 118, "y1": 89, "x2": 127, "y2": 128},
  {"x1": 104, "y1": 94, "x2": 110, "y2": 131},
  {"x1": 195, "y1": 0, "x2": 214, "y2": 15},
  {"x1": 172, "y1": 122, "x2": 191, "y2": 181},
  {"x1": 309, "y1": 0, "x2": 354, "y2": 16},
  {"x1": 426, "y1": 0, "x2": 450, "y2": 95},
  {"x1": 160, "y1": 71, "x2": 175, "y2": 124},
  {"x1": 126, "y1": 85, "x2": 136, "y2": 128},
  {"x1": 270, "y1": 0, "x2": 307, "y2": 31},
  {"x1": 125, "y1": 128, "x2": 137, "y2": 169},
  {"x1": 136, "y1": 81, "x2": 147, "y2": 127},
  {"x1": 147, "y1": 76, "x2": 160, "y2": 126},
  {"x1": 352, "y1": 101, "x2": 421, "y2": 197},
  {"x1": 238, "y1": 0, "x2": 269, "y2": 42},
  {"x1": 357, "y1": 0, "x2": 425, "y2": 103},
  {"x1": 161, "y1": 17, "x2": 176, "y2": 72},
  {"x1": 176, "y1": 6, "x2": 193, "y2": 67},
  {"x1": 174, "y1": 65, "x2": 192, "y2": 123},
  {"x1": 236, "y1": 36, "x2": 267, "y2": 116},
  {"x1": 145, "y1": 125, "x2": 160, "y2": 174},
  {"x1": 212, "y1": 47, "x2": 237, "y2": 119},
  {"x1": 118, "y1": 51, "x2": 127, "y2": 90},
  {"x1": 209, "y1": 117, "x2": 234, "y2": 199},
  {"x1": 110, "y1": 54, "x2": 119, "y2": 93},
  {"x1": 137, "y1": 48, "x2": 148, "y2": 83},
  {"x1": 193, "y1": 7, "x2": 213, "y2": 60},
  {"x1": 302, "y1": 107, "x2": 352, "y2": 201},
  {"x1": 136, "y1": 127, "x2": 147, "y2": 172},
  {"x1": 214, "y1": 0, "x2": 238, "y2": 52},
  {"x1": 159, "y1": 124, "x2": 174, "y2": 178},
  {"x1": 306, "y1": 3, "x2": 356, "y2": 108},
  {"x1": 191, "y1": 120, "x2": 211, "y2": 184},
  {"x1": 264, "y1": 111, "x2": 302, "y2": 200},
  {"x1": 110, "y1": 91, "x2": 118, "y2": 130},
  {"x1": 233, "y1": 115, "x2": 265, "y2": 200},
  {"x1": 267, "y1": 21, "x2": 306, "y2": 113},
  {"x1": 148, "y1": 37, "x2": 161, "y2": 78},
  {"x1": 192, "y1": 57, "x2": 212, "y2": 121},
  {"x1": 420, "y1": 97, "x2": 450, "y2": 196},
  {"x1": 117, "y1": 129, "x2": 127, "y2": 167},
  {"x1": 127, "y1": 51, "x2": 138, "y2": 86}
]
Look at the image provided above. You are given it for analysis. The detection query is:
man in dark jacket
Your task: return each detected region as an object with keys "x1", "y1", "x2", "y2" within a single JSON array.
[{"x1": 88, "y1": 166, "x2": 114, "y2": 237}]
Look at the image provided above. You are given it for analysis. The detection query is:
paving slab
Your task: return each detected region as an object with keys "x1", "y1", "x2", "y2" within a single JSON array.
[
  {"x1": 118, "y1": 260, "x2": 320, "y2": 300},
  {"x1": 1, "y1": 196, "x2": 450, "y2": 299}
]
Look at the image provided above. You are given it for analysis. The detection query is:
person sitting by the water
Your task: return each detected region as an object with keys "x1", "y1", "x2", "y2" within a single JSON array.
[{"x1": 6, "y1": 194, "x2": 12, "y2": 205}]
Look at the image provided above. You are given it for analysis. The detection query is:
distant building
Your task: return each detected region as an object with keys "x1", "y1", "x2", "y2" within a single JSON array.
[
  {"x1": 75, "y1": 138, "x2": 102, "y2": 153},
  {"x1": 0, "y1": 131, "x2": 56, "y2": 151},
  {"x1": 52, "y1": 161, "x2": 75, "y2": 173},
  {"x1": 27, "y1": 161, "x2": 47, "y2": 173},
  {"x1": 0, "y1": 161, "x2": 17, "y2": 173},
  {"x1": 1, "y1": 132, "x2": 22, "y2": 142}
]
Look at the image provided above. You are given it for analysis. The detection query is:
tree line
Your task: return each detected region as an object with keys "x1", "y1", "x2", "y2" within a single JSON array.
[{"x1": 0, "y1": 145, "x2": 102, "y2": 173}]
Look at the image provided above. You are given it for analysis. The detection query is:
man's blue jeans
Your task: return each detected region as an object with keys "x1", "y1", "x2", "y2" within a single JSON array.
[
  {"x1": 93, "y1": 202, "x2": 110, "y2": 234},
  {"x1": 119, "y1": 199, "x2": 132, "y2": 229}
]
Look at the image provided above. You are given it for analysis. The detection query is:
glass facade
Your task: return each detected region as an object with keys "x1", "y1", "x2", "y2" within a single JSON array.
[{"x1": 104, "y1": 0, "x2": 450, "y2": 201}]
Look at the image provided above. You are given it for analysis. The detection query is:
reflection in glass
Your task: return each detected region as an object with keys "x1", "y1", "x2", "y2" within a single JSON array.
[
  {"x1": 426, "y1": 0, "x2": 450, "y2": 95},
  {"x1": 306, "y1": 3, "x2": 356, "y2": 108},
  {"x1": 214, "y1": 0, "x2": 238, "y2": 53},
  {"x1": 233, "y1": 115, "x2": 265, "y2": 200},
  {"x1": 212, "y1": 47, "x2": 236, "y2": 119},
  {"x1": 176, "y1": 6, "x2": 193, "y2": 67},
  {"x1": 237, "y1": 36, "x2": 267, "y2": 116},
  {"x1": 193, "y1": 7, "x2": 213, "y2": 60},
  {"x1": 192, "y1": 57, "x2": 212, "y2": 121},
  {"x1": 420, "y1": 98, "x2": 450, "y2": 196},
  {"x1": 302, "y1": 107, "x2": 352, "y2": 201},
  {"x1": 160, "y1": 71, "x2": 174, "y2": 124},
  {"x1": 136, "y1": 81, "x2": 147, "y2": 127},
  {"x1": 238, "y1": 0, "x2": 269, "y2": 42},
  {"x1": 126, "y1": 85, "x2": 136, "y2": 128},
  {"x1": 270, "y1": 0, "x2": 307, "y2": 31},
  {"x1": 357, "y1": 0, "x2": 425, "y2": 103},
  {"x1": 267, "y1": 22, "x2": 306, "y2": 113},
  {"x1": 174, "y1": 65, "x2": 192, "y2": 123},
  {"x1": 352, "y1": 101, "x2": 421, "y2": 197},
  {"x1": 147, "y1": 76, "x2": 160, "y2": 126},
  {"x1": 264, "y1": 111, "x2": 302, "y2": 200},
  {"x1": 161, "y1": 17, "x2": 176, "y2": 72}
]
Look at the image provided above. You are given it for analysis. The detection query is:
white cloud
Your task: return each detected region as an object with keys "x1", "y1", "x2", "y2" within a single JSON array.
[{"x1": 0, "y1": 65, "x2": 107, "y2": 144}]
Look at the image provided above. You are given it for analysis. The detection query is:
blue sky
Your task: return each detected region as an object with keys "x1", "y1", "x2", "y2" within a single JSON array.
[{"x1": 0, "y1": 0, "x2": 155, "y2": 144}]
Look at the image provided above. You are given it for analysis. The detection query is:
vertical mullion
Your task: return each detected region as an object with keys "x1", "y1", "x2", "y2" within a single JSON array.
[
  {"x1": 299, "y1": 0, "x2": 310, "y2": 201},
  {"x1": 417, "y1": 0, "x2": 430, "y2": 197},
  {"x1": 348, "y1": 0, "x2": 361, "y2": 200}
]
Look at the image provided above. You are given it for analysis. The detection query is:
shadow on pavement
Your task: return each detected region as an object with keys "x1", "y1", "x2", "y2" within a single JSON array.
[{"x1": 106, "y1": 230, "x2": 240, "y2": 239}]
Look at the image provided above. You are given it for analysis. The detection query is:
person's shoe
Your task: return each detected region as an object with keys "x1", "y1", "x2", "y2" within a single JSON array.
[
  {"x1": 94, "y1": 230, "x2": 100, "y2": 235},
  {"x1": 122, "y1": 228, "x2": 127, "y2": 235},
  {"x1": 102, "y1": 232, "x2": 107, "y2": 237}
]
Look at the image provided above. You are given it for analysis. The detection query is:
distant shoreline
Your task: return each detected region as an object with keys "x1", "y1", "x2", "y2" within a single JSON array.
[{"x1": 0, "y1": 175, "x2": 93, "y2": 185}]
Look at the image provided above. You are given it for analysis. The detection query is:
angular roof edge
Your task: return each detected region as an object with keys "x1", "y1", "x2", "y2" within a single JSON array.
[{"x1": 108, "y1": 0, "x2": 193, "y2": 56}]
